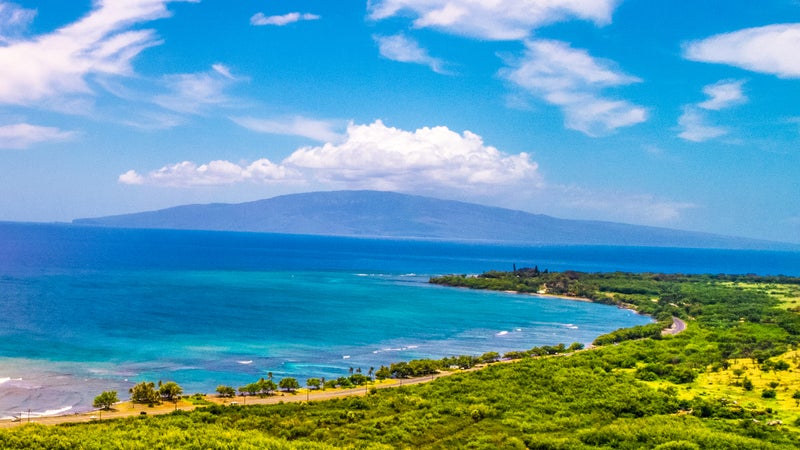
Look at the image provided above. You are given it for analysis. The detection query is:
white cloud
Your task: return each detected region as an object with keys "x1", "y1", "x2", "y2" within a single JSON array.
[
  {"x1": 697, "y1": 79, "x2": 747, "y2": 110},
  {"x1": 285, "y1": 120, "x2": 539, "y2": 190},
  {"x1": 684, "y1": 23, "x2": 800, "y2": 78},
  {"x1": 368, "y1": 0, "x2": 618, "y2": 40},
  {"x1": 153, "y1": 64, "x2": 239, "y2": 114},
  {"x1": 119, "y1": 159, "x2": 302, "y2": 187},
  {"x1": 0, "y1": 123, "x2": 76, "y2": 149},
  {"x1": 373, "y1": 33, "x2": 448, "y2": 74},
  {"x1": 120, "y1": 120, "x2": 540, "y2": 191},
  {"x1": 250, "y1": 12, "x2": 320, "y2": 26},
  {"x1": 0, "y1": 1, "x2": 36, "y2": 43},
  {"x1": 677, "y1": 107, "x2": 727, "y2": 143},
  {"x1": 676, "y1": 80, "x2": 746, "y2": 142},
  {"x1": 0, "y1": 0, "x2": 193, "y2": 106},
  {"x1": 118, "y1": 169, "x2": 145, "y2": 185},
  {"x1": 501, "y1": 39, "x2": 646, "y2": 135},
  {"x1": 232, "y1": 116, "x2": 343, "y2": 143}
]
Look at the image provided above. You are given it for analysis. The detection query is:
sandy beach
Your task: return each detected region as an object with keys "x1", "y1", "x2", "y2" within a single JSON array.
[{"x1": 0, "y1": 369, "x2": 466, "y2": 429}]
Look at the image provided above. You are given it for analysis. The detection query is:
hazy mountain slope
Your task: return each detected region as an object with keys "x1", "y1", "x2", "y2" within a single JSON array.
[{"x1": 74, "y1": 190, "x2": 790, "y2": 249}]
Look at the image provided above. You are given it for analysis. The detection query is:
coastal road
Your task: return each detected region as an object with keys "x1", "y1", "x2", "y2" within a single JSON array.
[
  {"x1": 662, "y1": 316, "x2": 687, "y2": 335},
  {"x1": 0, "y1": 368, "x2": 470, "y2": 429}
]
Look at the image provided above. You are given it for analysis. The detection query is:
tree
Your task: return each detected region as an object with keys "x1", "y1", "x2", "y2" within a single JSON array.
[
  {"x1": 279, "y1": 377, "x2": 300, "y2": 392},
  {"x1": 257, "y1": 377, "x2": 277, "y2": 395},
  {"x1": 306, "y1": 378, "x2": 321, "y2": 390},
  {"x1": 479, "y1": 351, "x2": 500, "y2": 363},
  {"x1": 93, "y1": 391, "x2": 119, "y2": 411},
  {"x1": 216, "y1": 385, "x2": 236, "y2": 398},
  {"x1": 567, "y1": 342, "x2": 585, "y2": 352},
  {"x1": 239, "y1": 383, "x2": 259, "y2": 397},
  {"x1": 159, "y1": 381, "x2": 183, "y2": 402},
  {"x1": 375, "y1": 366, "x2": 391, "y2": 380},
  {"x1": 129, "y1": 382, "x2": 160, "y2": 405}
]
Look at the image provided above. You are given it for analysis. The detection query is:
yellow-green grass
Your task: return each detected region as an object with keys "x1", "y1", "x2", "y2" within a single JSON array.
[
  {"x1": 638, "y1": 349, "x2": 800, "y2": 429},
  {"x1": 720, "y1": 281, "x2": 800, "y2": 310}
]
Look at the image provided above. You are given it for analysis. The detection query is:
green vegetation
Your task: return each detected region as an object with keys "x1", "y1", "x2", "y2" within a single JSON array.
[
  {"x1": 158, "y1": 381, "x2": 183, "y2": 403},
  {"x1": 91, "y1": 391, "x2": 118, "y2": 411},
  {"x1": 215, "y1": 385, "x2": 236, "y2": 398},
  {"x1": 3, "y1": 270, "x2": 800, "y2": 448},
  {"x1": 279, "y1": 377, "x2": 301, "y2": 392},
  {"x1": 128, "y1": 381, "x2": 160, "y2": 405}
]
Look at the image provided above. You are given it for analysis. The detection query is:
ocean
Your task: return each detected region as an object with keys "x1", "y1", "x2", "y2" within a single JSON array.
[{"x1": 1, "y1": 222, "x2": 799, "y2": 419}]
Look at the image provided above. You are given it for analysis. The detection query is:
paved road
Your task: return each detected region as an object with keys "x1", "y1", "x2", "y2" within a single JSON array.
[{"x1": 662, "y1": 316, "x2": 687, "y2": 335}]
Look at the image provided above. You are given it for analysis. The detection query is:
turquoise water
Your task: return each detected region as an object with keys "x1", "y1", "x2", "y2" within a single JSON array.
[{"x1": 1, "y1": 223, "x2": 798, "y2": 418}]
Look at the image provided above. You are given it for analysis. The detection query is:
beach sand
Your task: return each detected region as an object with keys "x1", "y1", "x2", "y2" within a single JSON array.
[{"x1": 0, "y1": 369, "x2": 470, "y2": 429}]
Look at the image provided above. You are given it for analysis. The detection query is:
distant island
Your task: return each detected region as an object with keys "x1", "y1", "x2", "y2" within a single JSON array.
[{"x1": 74, "y1": 190, "x2": 791, "y2": 250}]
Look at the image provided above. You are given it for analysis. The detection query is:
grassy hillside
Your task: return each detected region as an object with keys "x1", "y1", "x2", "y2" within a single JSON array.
[{"x1": 3, "y1": 271, "x2": 800, "y2": 449}]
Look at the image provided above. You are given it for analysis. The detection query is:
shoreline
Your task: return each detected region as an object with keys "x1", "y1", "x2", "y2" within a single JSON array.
[
  {"x1": 0, "y1": 284, "x2": 652, "y2": 424},
  {"x1": 0, "y1": 368, "x2": 476, "y2": 429}
]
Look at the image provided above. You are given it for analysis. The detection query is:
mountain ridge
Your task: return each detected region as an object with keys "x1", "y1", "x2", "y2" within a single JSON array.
[{"x1": 73, "y1": 190, "x2": 794, "y2": 250}]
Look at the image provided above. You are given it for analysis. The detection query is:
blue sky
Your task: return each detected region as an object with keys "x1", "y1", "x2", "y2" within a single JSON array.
[{"x1": 1, "y1": 0, "x2": 799, "y2": 244}]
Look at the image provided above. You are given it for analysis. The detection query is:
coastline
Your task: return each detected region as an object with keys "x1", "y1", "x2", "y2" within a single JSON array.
[{"x1": 0, "y1": 368, "x2": 474, "y2": 429}]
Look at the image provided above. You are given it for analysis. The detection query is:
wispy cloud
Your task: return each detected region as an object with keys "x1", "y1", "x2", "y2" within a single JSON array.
[
  {"x1": 153, "y1": 64, "x2": 240, "y2": 114},
  {"x1": 232, "y1": 116, "x2": 343, "y2": 143},
  {"x1": 0, "y1": 1, "x2": 37, "y2": 43},
  {"x1": 677, "y1": 80, "x2": 746, "y2": 142},
  {"x1": 677, "y1": 107, "x2": 727, "y2": 143},
  {"x1": 697, "y1": 79, "x2": 747, "y2": 110},
  {"x1": 684, "y1": 23, "x2": 800, "y2": 78},
  {"x1": 368, "y1": 0, "x2": 618, "y2": 40},
  {"x1": 0, "y1": 123, "x2": 76, "y2": 149},
  {"x1": 373, "y1": 33, "x2": 449, "y2": 74},
  {"x1": 0, "y1": 0, "x2": 192, "y2": 107},
  {"x1": 250, "y1": 12, "x2": 320, "y2": 27},
  {"x1": 120, "y1": 120, "x2": 540, "y2": 192},
  {"x1": 500, "y1": 39, "x2": 646, "y2": 136},
  {"x1": 552, "y1": 184, "x2": 697, "y2": 225}
]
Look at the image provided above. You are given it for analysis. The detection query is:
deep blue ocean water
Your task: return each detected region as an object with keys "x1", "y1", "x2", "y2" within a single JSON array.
[{"x1": 1, "y1": 222, "x2": 799, "y2": 418}]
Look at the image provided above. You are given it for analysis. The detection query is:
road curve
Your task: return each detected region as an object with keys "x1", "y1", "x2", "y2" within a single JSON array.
[{"x1": 662, "y1": 316, "x2": 687, "y2": 335}]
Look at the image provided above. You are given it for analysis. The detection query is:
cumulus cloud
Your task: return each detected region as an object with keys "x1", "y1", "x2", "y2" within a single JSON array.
[
  {"x1": 153, "y1": 64, "x2": 239, "y2": 114},
  {"x1": 368, "y1": 0, "x2": 618, "y2": 40},
  {"x1": 0, "y1": 123, "x2": 76, "y2": 149},
  {"x1": 119, "y1": 159, "x2": 302, "y2": 187},
  {"x1": 285, "y1": 120, "x2": 538, "y2": 190},
  {"x1": 0, "y1": 0, "x2": 193, "y2": 106},
  {"x1": 373, "y1": 33, "x2": 448, "y2": 74},
  {"x1": 677, "y1": 107, "x2": 727, "y2": 143},
  {"x1": 250, "y1": 12, "x2": 320, "y2": 26},
  {"x1": 697, "y1": 79, "x2": 747, "y2": 110},
  {"x1": 232, "y1": 116, "x2": 343, "y2": 143},
  {"x1": 501, "y1": 39, "x2": 646, "y2": 135},
  {"x1": 684, "y1": 23, "x2": 800, "y2": 78},
  {"x1": 120, "y1": 120, "x2": 540, "y2": 191}
]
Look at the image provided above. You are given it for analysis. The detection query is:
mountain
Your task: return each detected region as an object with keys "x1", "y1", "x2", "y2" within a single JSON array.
[{"x1": 73, "y1": 190, "x2": 791, "y2": 250}]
